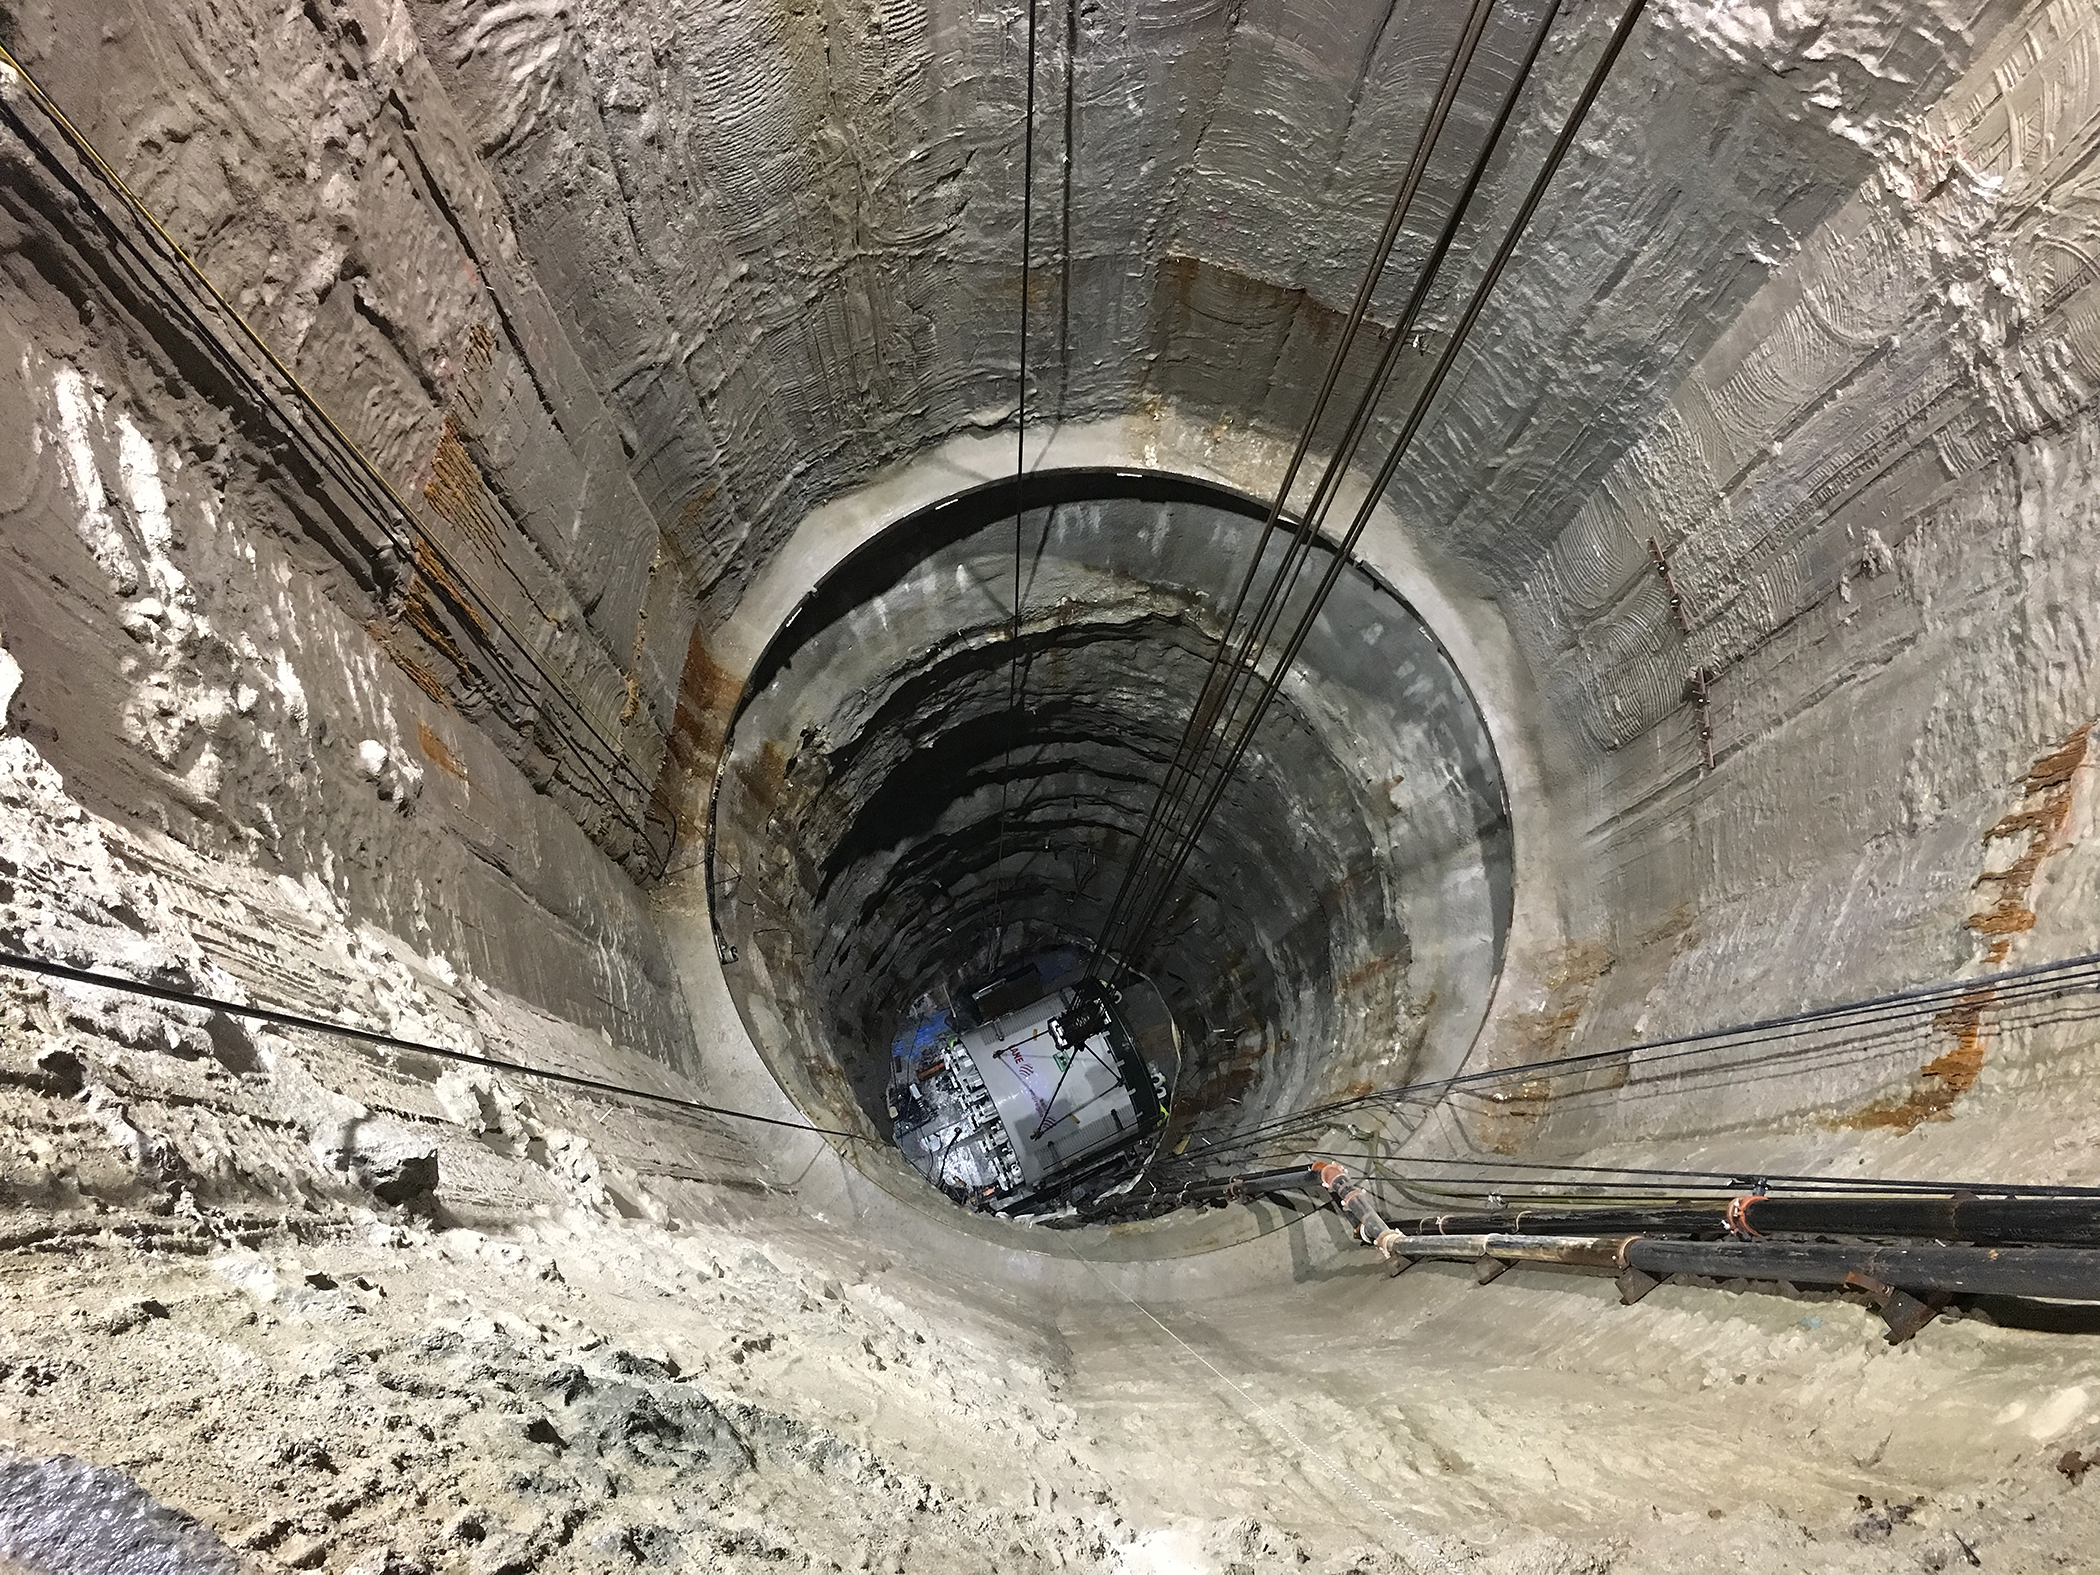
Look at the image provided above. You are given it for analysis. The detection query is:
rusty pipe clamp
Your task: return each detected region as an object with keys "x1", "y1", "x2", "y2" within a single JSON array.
[{"x1": 1311, "y1": 1159, "x2": 1408, "y2": 1259}]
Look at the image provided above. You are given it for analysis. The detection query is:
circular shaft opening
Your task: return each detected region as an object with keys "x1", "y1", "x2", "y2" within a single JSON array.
[{"x1": 710, "y1": 470, "x2": 1511, "y2": 1227}]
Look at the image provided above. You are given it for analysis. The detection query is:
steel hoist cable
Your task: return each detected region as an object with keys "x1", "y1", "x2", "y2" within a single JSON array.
[
  {"x1": 986, "y1": 0, "x2": 1045, "y2": 974},
  {"x1": 1091, "y1": 0, "x2": 1525, "y2": 974},
  {"x1": 0, "y1": 44, "x2": 680, "y2": 877},
  {"x1": 1105, "y1": 946, "x2": 2100, "y2": 1216},
  {"x1": 1138, "y1": 946, "x2": 2100, "y2": 1181},
  {"x1": 1111, "y1": 0, "x2": 1652, "y2": 974},
  {"x1": 0, "y1": 949, "x2": 864, "y2": 1142},
  {"x1": 1082, "y1": 0, "x2": 1504, "y2": 981}
]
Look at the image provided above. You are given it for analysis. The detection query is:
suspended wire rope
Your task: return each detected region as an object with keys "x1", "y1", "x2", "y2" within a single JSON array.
[
  {"x1": 8, "y1": 874, "x2": 2090, "y2": 1212},
  {"x1": 1034, "y1": 0, "x2": 1546, "y2": 1178},
  {"x1": 1103, "y1": 0, "x2": 1652, "y2": 978},
  {"x1": 992, "y1": 0, "x2": 1044, "y2": 968},
  {"x1": 1090, "y1": 0, "x2": 1515, "y2": 974},
  {"x1": 1056, "y1": 0, "x2": 1079, "y2": 420},
  {"x1": 1157, "y1": 999, "x2": 2100, "y2": 1185},
  {"x1": 1158, "y1": 946, "x2": 2100, "y2": 1172},
  {"x1": 0, "y1": 44, "x2": 679, "y2": 876},
  {"x1": 1111, "y1": 946, "x2": 2100, "y2": 1206},
  {"x1": 1081, "y1": 0, "x2": 1504, "y2": 980},
  {"x1": 0, "y1": 950, "x2": 864, "y2": 1142},
  {"x1": 1302, "y1": 1150, "x2": 2100, "y2": 1200}
]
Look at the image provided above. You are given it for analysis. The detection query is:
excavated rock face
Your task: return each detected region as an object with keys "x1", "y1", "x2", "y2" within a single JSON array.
[
  {"x1": 11, "y1": 0, "x2": 2100, "y2": 1569},
  {"x1": 391, "y1": 0, "x2": 2018, "y2": 625},
  {"x1": 713, "y1": 473, "x2": 1509, "y2": 1192}
]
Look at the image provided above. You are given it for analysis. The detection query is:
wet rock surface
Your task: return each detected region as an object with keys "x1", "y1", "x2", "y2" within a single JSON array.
[{"x1": 0, "y1": 1452, "x2": 249, "y2": 1575}]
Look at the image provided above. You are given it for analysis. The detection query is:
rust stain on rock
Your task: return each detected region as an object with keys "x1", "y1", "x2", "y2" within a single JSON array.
[
  {"x1": 1635, "y1": 902, "x2": 1702, "y2": 956},
  {"x1": 416, "y1": 719, "x2": 469, "y2": 783},
  {"x1": 421, "y1": 413, "x2": 504, "y2": 555},
  {"x1": 1506, "y1": 942, "x2": 1615, "y2": 1062},
  {"x1": 1338, "y1": 949, "x2": 1406, "y2": 994},
  {"x1": 365, "y1": 618, "x2": 450, "y2": 707},
  {"x1": 407, "y1": 538, "x2": 490, "y2": 648},
  {"x1": 1842, "y1": 988, "x2": 1993, "y2": 1132},
  {"x1": 366, "y1": 327, "x2": 522, "y2": 722},
  {"x1": 1475, "y1": 941, "x2": 1617, "y2": 1154},
  {"x1": 734, "y1": 738, "x2": 789, "y2": 814},
  {"x1": 676, "y1": 481, "x2": 721, "y2": 535},
  {"x1": 1841, "y1": 723, "x2": 2091, "y2": 1133},
  {"x1": 1181, "y1": 1026, "x2": 1272, "y2": 1119},
  {"x1": 447, "y1": 322, "x2": 497, "y2": 420},
  {"x1": 1965, "y1": 722, "x2": 2092, "y2": 965},
  {"x1": 647, "y1": 630, "x2": 746, "y2": 837}
]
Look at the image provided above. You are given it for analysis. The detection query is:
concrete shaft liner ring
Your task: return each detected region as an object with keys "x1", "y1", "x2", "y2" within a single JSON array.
[{"x1": 709, "y1": 468, "x2": 1512, "y2": 1231}]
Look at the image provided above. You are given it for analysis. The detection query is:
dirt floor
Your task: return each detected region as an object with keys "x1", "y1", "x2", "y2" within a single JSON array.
[{"x1": 4, "y1": 1067, "x2": 2100, "y2": 1575}]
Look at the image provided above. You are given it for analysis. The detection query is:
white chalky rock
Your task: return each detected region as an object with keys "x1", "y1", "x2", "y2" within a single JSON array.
[
  {"x1": 357, "y1": 739, "x2": 389, "y2": 779},
  {"x1": 0, "y1": 643, "x2": 19, "y2": 730}
]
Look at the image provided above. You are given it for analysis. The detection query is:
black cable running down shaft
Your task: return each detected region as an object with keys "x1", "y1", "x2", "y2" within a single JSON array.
[
  {"x1": 1106, "y1": 0, "x2": 1652, "y2": 978},
  {"x1": 1081, "y1": 0, "x2": 1504, "y2": 980},
  {"x1": 0, "y1": 950, "x2": 863, "y2": 1141},
  {"x1": 1089, "y1": 0, "x2": 1650, "y2": 980},
  {"x1": 992, "y1": 0, "x2": 1058, "y2": 967},
  {"x1": 1142, "y1": 945, "x2": 2100, "y2": 1182},
  {"x1": 0, "y1": 45, "x2": 680, "y2": 879}
]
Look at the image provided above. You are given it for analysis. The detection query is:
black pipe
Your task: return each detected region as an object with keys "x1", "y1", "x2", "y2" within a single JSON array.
[
  {"x1": 1377, "y1": 1194, "x2": 2100, "y2": 1248},
  {"x1": 1384, "y1": 1206, "x2": 1731, "y2": 1239},
  {"x1": 1627, "y1": 1237, "x2": 2100, "y2": 1300},
  {"x1": 1173, "y1": 1166, "x2": 1320, "y2": 1203},
  {"x1": 1148, "y1": 1159, "x2": 2100, "y2": 1305},
  {"x1": 1365, "y1": 1229, "x2": 2100, "y2": 1301},
  {"x1": 1737, "y1": 1194, "x2": 2100, "y2": 1245}
]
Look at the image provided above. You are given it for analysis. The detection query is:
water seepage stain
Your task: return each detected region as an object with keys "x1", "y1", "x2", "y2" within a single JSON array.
[{"x1": 1841, "y1": 721, "x2": 2092, "y2": 1133}]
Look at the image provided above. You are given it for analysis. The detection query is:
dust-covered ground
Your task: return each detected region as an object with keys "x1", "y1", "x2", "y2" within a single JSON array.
[{"x1": 5, "y1": 1127, "x2": 2100, "y2": 1575}]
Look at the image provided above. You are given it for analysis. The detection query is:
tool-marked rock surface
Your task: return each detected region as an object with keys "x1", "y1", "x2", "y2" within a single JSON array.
[
  {"x1": 8, "y1": 0, "x2": 2100, "y2": 1571},
  {"x1": 0, "y1": 698, "x2": 2088, "y2": 1575},
  {"x1": 0, "y1": 705, "x2": 2095, "y2": 1575}
]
